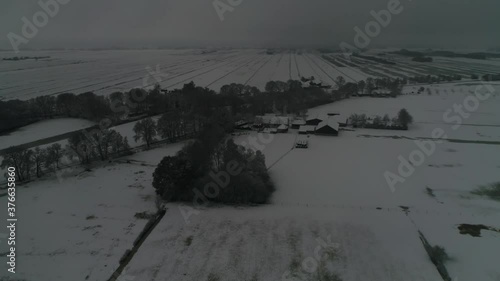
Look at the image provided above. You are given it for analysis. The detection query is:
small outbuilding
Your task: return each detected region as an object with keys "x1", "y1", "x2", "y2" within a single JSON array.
[
  {"x1": 299, "y1": 125, "x2": 316, "y2": 134},
  {"x1": 306, "y1": 116, "x2": 323, "y2": 126},
  {"x1": 291, "y1": 119, "x2": 306, "y2": 129},
  {"x1": 277, "y1": 124, "x2": 289, "y2": 133}
]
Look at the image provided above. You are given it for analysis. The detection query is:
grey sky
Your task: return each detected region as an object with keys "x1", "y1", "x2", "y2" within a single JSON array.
[{"x1": 1, "y1": 0, "x2": 499, "y2": 50}]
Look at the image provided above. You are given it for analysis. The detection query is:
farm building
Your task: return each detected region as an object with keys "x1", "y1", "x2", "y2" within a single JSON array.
[
  {"x1": 234, "y1": 120, "x2": 249, "y2": 129},
  {"x1": 291, "y1": 119, "x2": 306, "y2": 129},
  {"x1": 315, "y1": 119, "x2": 339, "y2": 136},
  {"x1": 306, "y1": 116, "x2": 323, "y2": 126},
  {"x1": 299, "y1": 125, "x2": 316, "y2": 135},
  {"x1": 255, "y1": 114, "x2": 290, "y2": 128},
  {"x1": 371, "y1": 89, "x2": 392, "y2": 97},
  {"x1": 277, "y1": 124, "x2": 289, "y2": 133},
  {"x1": 337, "y1": 116, "x2": 348, "y2": 127}
]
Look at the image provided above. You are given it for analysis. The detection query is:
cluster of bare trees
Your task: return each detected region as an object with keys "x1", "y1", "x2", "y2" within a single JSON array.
[
  {"x1": 67, "y1": 129, "x2": 130, "y2": 165},
  {"x1": 132, "y1": 109, "x2": 227, "y2": 150},
  {"x1": 0, "y1": 92, "x2": 112, "y2": 133},
  {"x1": 1, "y1": 128, "x2": 133, "y2": 182},
  {"x1": 349, "y1": 108, "x2": 413, "y2": 130},
  {"x1": 1, "y1": 143, "x2": 63, "y2": 181}
]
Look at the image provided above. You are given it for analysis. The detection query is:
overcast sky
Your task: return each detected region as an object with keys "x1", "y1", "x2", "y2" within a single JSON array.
[{"x1": 1, "y1": 0, "x2": 499, "y2": 51}]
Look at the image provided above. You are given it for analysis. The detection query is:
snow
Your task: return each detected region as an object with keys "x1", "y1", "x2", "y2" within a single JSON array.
[
  {"x1": 2, "y1": 49, "x2": 500, "y2": 101},
  {"x1": 124, "y1": 88, "x2": 500, "y2": 281},
  {"x1": 123, "y1": 204, "x2": 440, "y2": 281},
  {"x1": 120, "y1": 85, "x2": 500, "y2": 280},
  {"x1": 0, "y1": 142, "x2": 183, "y2": 281},
  {"x1": 3, "y1": 50, "x2": 500, "y2": 280},
  {"x1": 0, "y1": 118, "x2": 95, "y2": 150}
]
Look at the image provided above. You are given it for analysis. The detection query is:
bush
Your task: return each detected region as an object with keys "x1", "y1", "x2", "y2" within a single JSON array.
[
  {"x1": 471, "y1": 182, "x2": 500, "y2": 201},
  {"x1": 397, "y1": 108, "x2": 413, "y2": 127},
  {"x1": 431, "y1": 246, "x2": 451, "y2": 263},
  {"x1": 134, "y1": 212, "x2": 155, "y2": 220},
  {"x1": 425, "y1": 187, "x2": 436, "y2": 198}
]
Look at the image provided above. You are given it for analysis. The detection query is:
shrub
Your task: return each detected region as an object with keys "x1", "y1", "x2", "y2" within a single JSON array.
[
  {"x1": 471, "y1": 182, "x2": 500, "y2": 201},
  {"x1": 397, "y1": 108, "x2": 413, "y2": 128},
  {"x1": 425, "y1": 187, "x2": 436, "y2": 198},
  {"x1": 431, "y1": 246, "x2": 451, "y2": 263},
  {"x1": 207, "y1": 273, "x2": 220, "y2": 281},
  {"x1": 134, "y1": 212, "x2": 155, "y2": 220},
  {"x1": 184, "y1": 236, "x2": 193, "y2": 246}
]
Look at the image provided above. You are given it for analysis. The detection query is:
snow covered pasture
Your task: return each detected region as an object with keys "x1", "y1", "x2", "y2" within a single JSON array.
[
  {"x1": 2, "y1": 49, "x2": 500, "y2": 101},
  {"x1": 4, "y1": 83, "x2": 500, "y2": 281},
  {"x1": 123, "y1": 84, "x2": 500, "y2": 281},
  {"x1": 0, "y1": 118, "x2": 95, "y2": 151},
  {"x1": 0, "y1": 143, "x2": 182, "y2": 281}
]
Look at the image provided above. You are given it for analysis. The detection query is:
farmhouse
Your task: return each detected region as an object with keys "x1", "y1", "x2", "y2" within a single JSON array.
[
  {"x1": 291, "y1": 119, "x2": 306, "y2": 129},
  {"x1": 315, "y1": 119, "x2": 339, "y2": 136},
  {"x1": 306, "y1": 116, "x2": 323, "y2": 126},
  {"x1": 277, "y1": 124, "x2": 289, "y2": 133},
  {"x1": 371, "y1": 89, "x2": 392, "y2": 97},
  {"x1": 255, "y1": 114, "x2": 290, "y2": 128}
]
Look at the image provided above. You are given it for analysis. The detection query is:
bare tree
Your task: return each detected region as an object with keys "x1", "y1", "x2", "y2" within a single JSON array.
[
  {"x1": 33, "y1": 147, "x2": 47, "y2": 178},
  {"x1": 45, "y1": 143, "x2": 63, "y2": 170},
  {"x1": 133, "y1": 118, "x2": 157, "y2": 149}
]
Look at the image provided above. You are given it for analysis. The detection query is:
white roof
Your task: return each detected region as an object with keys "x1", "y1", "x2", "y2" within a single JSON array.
[
  {"x1": 306, "y1": 115, "x2": 323, "y2": 121},
  {"x1": 292, "y1": 119, "x2": 306, "y2": 125},
  {"x1": 256, "y1": 115, "x2": 290, "y2": 125},
  {"x1": 317, "y1": 118, "x2": 340, "y2": 131},
  {"x1": 373, "y1": 89, "x2": 392, "y2": 94},
  {"x1": 277, "y1": 124, "x2": 288, "y2": 129}
]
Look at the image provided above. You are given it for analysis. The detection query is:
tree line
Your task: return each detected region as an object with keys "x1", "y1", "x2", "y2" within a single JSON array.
[
  {"x1": 1, "y1": 77, "x2": 405, "y2": 183},
  {"x1": 349, "y1": 108, "x2": 414, "y2": 130},
  {"x1": 1, "y1": 143, "x2": 63, "y2": 182}
]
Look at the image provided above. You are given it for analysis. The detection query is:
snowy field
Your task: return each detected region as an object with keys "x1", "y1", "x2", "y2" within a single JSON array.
[
  {"x1": 0, "y1": 118, "x2": 95, "y2": 151},
  {"x1": 121, "y1": 87, "x2": 500, "y2": 281},
  {"x1": 2, "y1": 81, "x2": 500, "y2": 280},
  {"x1": 0, "y1": 143, "x2": 184, "y2": 281},
  {"x1": 2, "y1": 49, "x2": 500, "y2": 101}
]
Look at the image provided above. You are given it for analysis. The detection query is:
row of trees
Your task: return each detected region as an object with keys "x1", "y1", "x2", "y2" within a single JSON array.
[
  {"x1": 1, "y1": 73, "x2": 409, "y2": 135},
  {"x1": 67, "y1": 129, "x2": 130, "y2": 165},
  {"x1": 408, "y1": 75, "x2": 463, "y2": 84},
  {"x1": 1, "y1": 128, "x2": 132, "y2": 183},
  {"x1": 349, "y1": 108, "x2": 414, "y2": 129},
  {"x1": 0, "y1": 92, "x2": 111, "y2": 132},
  {"x1": 0, "y1": 143, "x2": 63, "y2": 181}
]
